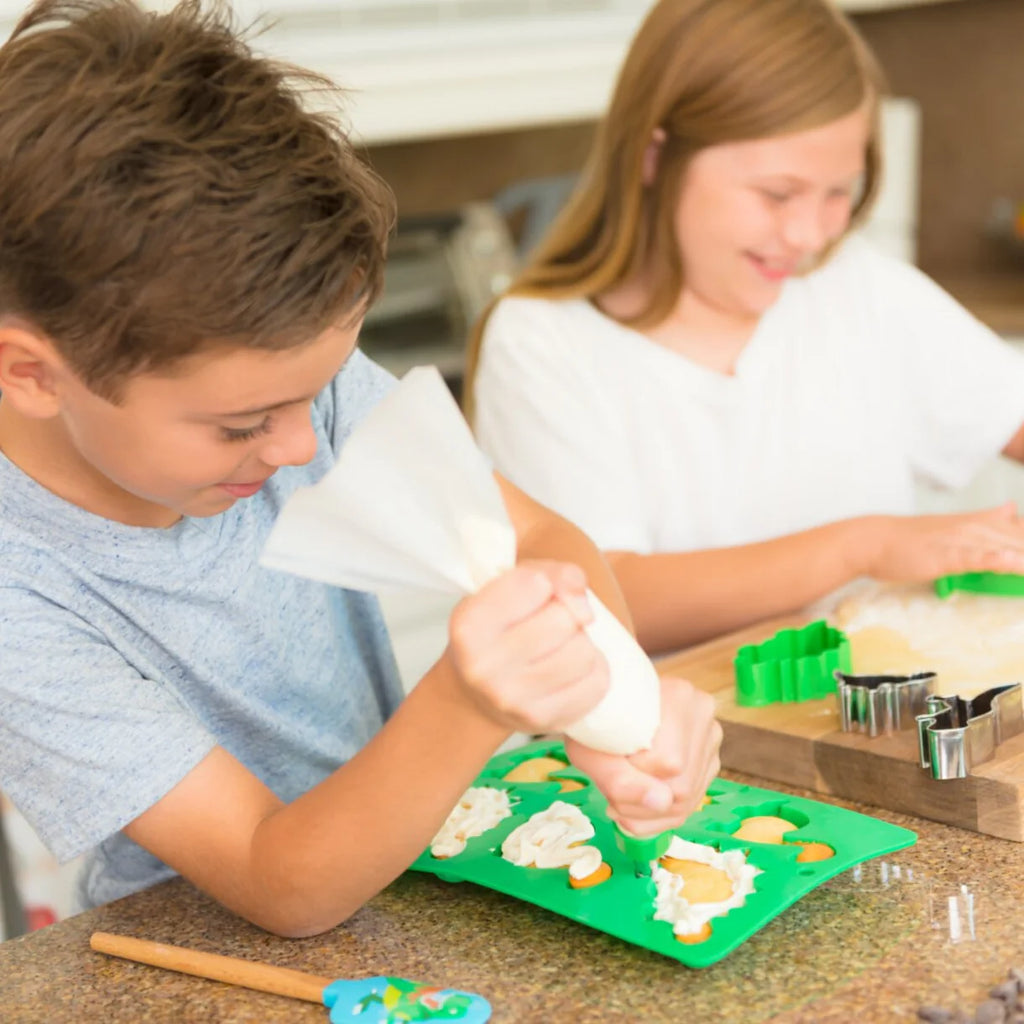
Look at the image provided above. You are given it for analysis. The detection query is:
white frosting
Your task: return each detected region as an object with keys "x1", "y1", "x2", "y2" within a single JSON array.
[
  {"x1": 652, "y1": 837, "x2": 761, "y2": 937},
  {"x1": 500, "y1": 800, "x2": 603, "y2": 880},
  {"x1": 430, "y1": 786, "x2": 514, "y2": 858}
]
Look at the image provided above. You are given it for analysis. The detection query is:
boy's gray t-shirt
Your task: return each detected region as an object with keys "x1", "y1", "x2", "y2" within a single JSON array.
[{"x1": 0, "y1": 350, "x2": 405, "y2": 909}]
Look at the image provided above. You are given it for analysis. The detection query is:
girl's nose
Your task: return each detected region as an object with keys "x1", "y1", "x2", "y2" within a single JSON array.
[{"x1": 781, "y1": 199, "x2": 832, "y2": 254}]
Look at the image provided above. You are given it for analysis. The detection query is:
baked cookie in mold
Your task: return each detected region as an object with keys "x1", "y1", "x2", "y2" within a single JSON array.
[
  {"x1": 653, "y1": 837, "x2": 761, "y2": 943},
  {"x1": 502, "y1": 755, "x2": 586, "y2": 793},
  {"x1": 430, "y1": 785, "x2": 516, "y2": 860},
  {"x1": 500, "y1": 800, "x2": 611, "y2": 889},
  {"x1": 485, "y1": 741, "x2": 593, "y2": 795},
  {"x1": 708, "y1": 802, "x2": 835, "y2": 863}
]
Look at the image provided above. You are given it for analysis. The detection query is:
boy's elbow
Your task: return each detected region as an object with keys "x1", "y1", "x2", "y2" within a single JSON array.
[
  {"x1": 260, "y1": 914, "x2": 348, "y2": 940},
  {"x1": 238, "y1": 890, "x2": 361, "y2": 939},
  {"x1": 213, "y1": 854, "x2": 365, "y2": 937}
]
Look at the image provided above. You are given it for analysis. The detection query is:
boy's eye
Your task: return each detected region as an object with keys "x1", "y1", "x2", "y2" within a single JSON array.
[
  {"x1": 760, "y1": 189, "x2": 792, "y2": 205},
  {"x1": 220, "y1": 416, "x2": 272, "y2": 442}
]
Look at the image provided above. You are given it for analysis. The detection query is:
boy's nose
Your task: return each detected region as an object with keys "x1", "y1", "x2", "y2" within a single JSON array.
[{"x1": 259, "y1": 412, "x2": 318, "y2": 467}]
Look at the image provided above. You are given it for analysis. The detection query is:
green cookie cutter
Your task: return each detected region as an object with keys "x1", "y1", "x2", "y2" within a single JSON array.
[
  {"x1": 934, "y1": 572, "x2": 1024, "y2": 599},
  {"x1": 734, "y1": 620, "x2": 851, "y2": 707},
  {"x1": 410, "y1": 739, "x2": 916, "y2": 968}
]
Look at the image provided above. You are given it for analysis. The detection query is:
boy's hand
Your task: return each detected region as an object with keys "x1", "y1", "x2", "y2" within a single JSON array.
[
  {"x1": 566, "y1": 676, "x2": 722, "y2": 836},
  {"x1": 446, "y1": 561, "x2": 610, "y2": 735},
  {"x1": 863, "y1": 504, "x2": 1024, "y2": 581}
]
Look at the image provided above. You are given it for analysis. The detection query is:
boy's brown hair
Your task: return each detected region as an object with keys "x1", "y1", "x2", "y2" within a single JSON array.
[{"x1": 0, "y1": 0, "x2": 395, "y2": 400}]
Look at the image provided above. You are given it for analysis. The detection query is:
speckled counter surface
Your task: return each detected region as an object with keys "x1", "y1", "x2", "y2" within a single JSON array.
[{"x1": 2, "y1": 771, "x2": 1020, "y2": 1024}]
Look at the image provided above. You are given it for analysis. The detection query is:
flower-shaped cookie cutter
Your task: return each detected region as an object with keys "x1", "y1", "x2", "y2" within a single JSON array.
[
  {"x1": 834, "y1": 671, "x2": 937, "y2": 738},
  {"x1": 734, "y1": 620, "x2": 851, "y2": 707},
  {"x1": 916, "y1": 683, "x2": 1024, "y2": 780}
]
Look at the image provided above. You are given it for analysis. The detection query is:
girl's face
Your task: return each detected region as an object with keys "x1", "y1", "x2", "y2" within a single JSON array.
[{"x1": 672, "y1": 103, "x2": 872, "y2": 325}]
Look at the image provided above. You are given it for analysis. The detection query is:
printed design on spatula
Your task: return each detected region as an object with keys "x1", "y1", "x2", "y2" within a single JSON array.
[{"x1": 324, "y1": 976, "x2": 491, "y2": 1023}]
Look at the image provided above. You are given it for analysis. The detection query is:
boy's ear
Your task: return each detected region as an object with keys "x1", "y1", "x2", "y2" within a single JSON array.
[
  {"x1": 0, "y1": 321, "x2": 64, "y2": 418},
  {"x1": 642, "y1": 127, "x2": 668, "y2": 187}
]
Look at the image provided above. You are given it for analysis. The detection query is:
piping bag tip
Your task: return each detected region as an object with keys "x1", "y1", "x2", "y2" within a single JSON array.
[{"x1": 614, "y1": 823, "x2": 673, "y2": 877}]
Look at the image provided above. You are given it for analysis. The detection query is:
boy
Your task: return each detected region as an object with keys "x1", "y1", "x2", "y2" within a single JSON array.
[{"x1": 0, "y1": 0, "x2": 720, "y2": 937}]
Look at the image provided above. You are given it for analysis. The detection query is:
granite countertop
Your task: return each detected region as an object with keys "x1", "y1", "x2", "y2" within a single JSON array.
[{"x1": 2, "y1": 771, "x2": 1022, "y2": 1024}]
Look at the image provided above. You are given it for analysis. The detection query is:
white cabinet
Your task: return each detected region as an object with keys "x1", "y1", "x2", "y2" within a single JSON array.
[{"x1": 0, "y1": 0, "x2": 961, "y2": 145}]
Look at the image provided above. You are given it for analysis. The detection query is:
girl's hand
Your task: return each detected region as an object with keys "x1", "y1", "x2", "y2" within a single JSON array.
[
  {"x1": 565, "y1": 676, "x2": 722, "y2": 836},
  {"x1": 446, "y1": 561, "x2": 609, "y2": 734},
  {"x1": 862, "y1": 503, "x2": 1024, "y2": 582}
]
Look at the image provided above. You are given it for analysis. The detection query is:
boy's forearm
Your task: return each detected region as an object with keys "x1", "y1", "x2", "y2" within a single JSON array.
[
  {"x1": 610, "y1": 518, "x2": 873, "y2": 654},
  {"x1": 131, "y1": 655, "x2": 511, "y2": 938},
  {"x1": 246, "y1": 655, "x2": 510, "y2": 935}
]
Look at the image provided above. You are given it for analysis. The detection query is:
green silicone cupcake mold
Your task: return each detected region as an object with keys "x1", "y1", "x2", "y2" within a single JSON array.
[
  {"x1": 934, "y1": 572, "x2": 1024, "y2": 599},
  {"x1": 409, "y1": 739, "x2": 916, "y2": 968},
  {"x1": 734, "y1": 620, "x2": 851, "y2": 707}
]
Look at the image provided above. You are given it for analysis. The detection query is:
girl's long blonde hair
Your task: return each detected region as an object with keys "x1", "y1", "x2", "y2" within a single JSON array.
[{"x1": 464, "y1": 0, "x2": 886, "y2": 422}]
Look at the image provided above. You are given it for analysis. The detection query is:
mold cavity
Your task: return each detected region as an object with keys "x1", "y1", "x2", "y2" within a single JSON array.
[
  {"x1": 793, "y1": 841, "x2": 835, "y2": 863},
  {"x1": 729, "y1": 803, "x2": 809, "y2": 844},
  {"x1": 502, "y1": 755, "x2": 570, "y2": 785},
  {"x1": 549, "y1": 774, "x2": 588, "y2": 794},
  {"x1": 675, "y1": 922, "x2": 713, "y2": 945}
]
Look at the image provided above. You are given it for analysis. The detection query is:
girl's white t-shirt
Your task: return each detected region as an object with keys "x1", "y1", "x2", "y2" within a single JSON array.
[{"x1": 474, "y1": 237, "x2": 1024, "y2": 554}]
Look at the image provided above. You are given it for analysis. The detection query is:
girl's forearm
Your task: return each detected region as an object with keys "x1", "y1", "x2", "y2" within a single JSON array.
[{"x1": 608, "y1": 517, "x2": 880, "y2": 654}]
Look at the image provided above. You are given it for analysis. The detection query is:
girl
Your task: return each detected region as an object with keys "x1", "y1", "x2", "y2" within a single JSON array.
[{"x1": 467, "y1": 0, "x2": 1024, "y2": 654}]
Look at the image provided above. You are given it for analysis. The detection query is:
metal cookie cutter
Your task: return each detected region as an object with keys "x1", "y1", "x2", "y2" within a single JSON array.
[
  {"x1": 834, "y1": 671, "x2": 937, "y2": 738},
  {"x1": 916, "y1": 683, "x2": 1024, "y2": 780}
]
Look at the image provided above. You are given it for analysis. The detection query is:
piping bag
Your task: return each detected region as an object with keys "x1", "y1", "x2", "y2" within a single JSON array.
[{"x1": 261, "y1": 367, "x2": 665, "y2": 864}]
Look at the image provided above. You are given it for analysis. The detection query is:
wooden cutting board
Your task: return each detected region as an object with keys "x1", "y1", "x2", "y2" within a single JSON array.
[{"x1": 656, "y1": 615, "x2": 1024, "y2": 841}]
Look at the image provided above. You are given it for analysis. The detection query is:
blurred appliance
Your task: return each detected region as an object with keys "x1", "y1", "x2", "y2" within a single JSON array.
[{"x1": 359, "y1": 203, "x2": 519, "y2": 399}]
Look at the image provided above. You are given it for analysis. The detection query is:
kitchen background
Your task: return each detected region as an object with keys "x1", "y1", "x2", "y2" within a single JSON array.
[{"x1": 1, "y1": 0, "x2": 1022, "y2": 940}]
